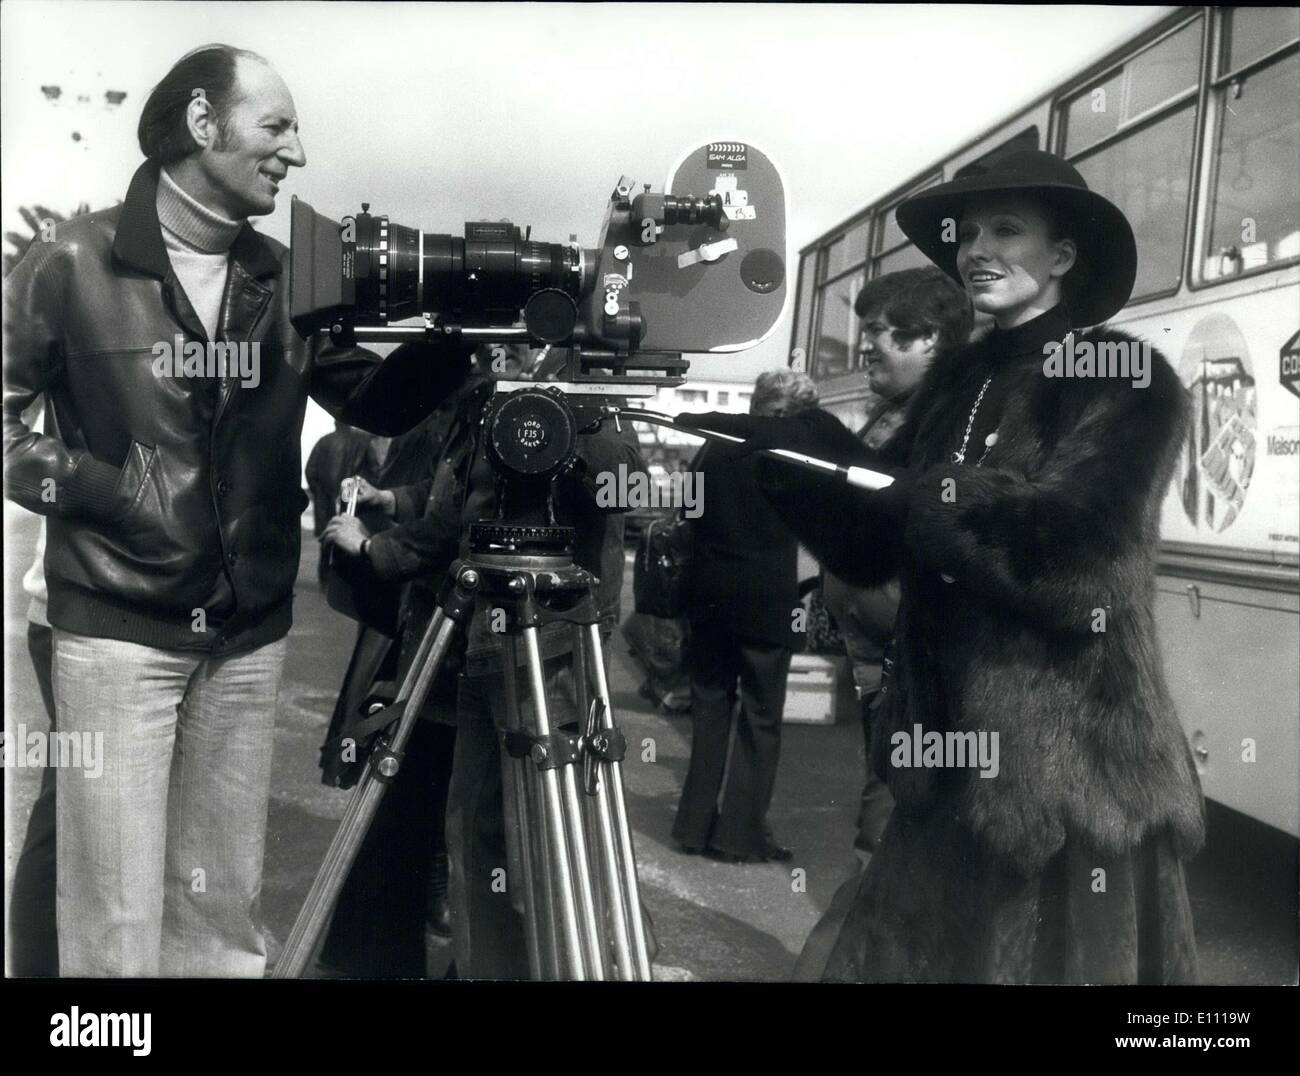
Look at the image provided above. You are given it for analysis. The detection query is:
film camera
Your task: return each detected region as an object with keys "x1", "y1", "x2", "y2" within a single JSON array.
[
  {"x1": 289, "y1": 141, "x2": 787, "y2": 384},
  {"x1": 289, "y1": 140, "x2": 788, "y2": 522}
]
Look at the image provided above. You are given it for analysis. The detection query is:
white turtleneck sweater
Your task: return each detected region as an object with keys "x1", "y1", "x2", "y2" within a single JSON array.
[{"x1": 156, "y1": 168, "x2": 243, "y2": 339}]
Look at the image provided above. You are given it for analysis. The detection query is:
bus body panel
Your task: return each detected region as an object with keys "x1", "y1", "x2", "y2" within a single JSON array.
[
  {"x1": 1116, "y1": 276, "x2": 1299, "y2": 836},
  {"x1": 1154, "y1": 578, "x2": 1299, "y2": 835}
]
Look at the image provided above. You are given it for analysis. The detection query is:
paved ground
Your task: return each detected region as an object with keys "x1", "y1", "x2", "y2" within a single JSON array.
[{"x1": 5, "y1": 503, "x2": 1297, "y2": 981}]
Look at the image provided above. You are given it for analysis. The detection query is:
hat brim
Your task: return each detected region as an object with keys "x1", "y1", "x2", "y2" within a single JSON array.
[{"x1": 896, "y1": 177, "x2": 1137, "y2": 327}]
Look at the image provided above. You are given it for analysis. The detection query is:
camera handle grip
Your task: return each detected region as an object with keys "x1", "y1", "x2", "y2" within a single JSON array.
[{"x1": 608, "y1": 407, "x2": 894, "y2": 491}]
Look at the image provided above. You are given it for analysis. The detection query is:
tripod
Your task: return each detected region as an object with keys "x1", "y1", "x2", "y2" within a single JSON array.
[{"x1": 275, "y1": 392, "x2": 652, "y2": 980}]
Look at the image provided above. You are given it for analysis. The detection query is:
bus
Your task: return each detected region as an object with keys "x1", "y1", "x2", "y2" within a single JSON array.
[{"x1": 788, "y1": 6, "x2": 1300, "y2": 838}]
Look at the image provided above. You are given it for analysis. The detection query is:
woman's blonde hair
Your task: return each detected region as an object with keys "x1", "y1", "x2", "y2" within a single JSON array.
[{"x1": 750, "y1": 369, "x2": 819, "y2": 417}]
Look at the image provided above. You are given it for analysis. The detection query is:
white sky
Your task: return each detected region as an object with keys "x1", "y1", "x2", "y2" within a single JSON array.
[{"x1": 2, "y1": 1, "x2": 1169, "y2": 460}]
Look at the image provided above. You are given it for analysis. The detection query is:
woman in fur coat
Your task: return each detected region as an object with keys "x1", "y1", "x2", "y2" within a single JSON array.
[{"x1": 689, "y1": 151, "x2": 1204, "y2": 983}]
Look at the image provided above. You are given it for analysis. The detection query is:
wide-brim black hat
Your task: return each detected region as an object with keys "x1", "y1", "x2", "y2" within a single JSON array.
[{"x1": 895, "y1": 150, "x2": 1136, "y2": 327}]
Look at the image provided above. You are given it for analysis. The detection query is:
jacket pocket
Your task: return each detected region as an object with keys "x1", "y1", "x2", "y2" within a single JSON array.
[{"x1": 113, "y1": 440, "x2": 157, "y2": 522}]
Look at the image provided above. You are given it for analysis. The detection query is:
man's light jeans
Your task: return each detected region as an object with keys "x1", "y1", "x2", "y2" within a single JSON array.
[{"x1": 52, "y1": 630, "x2": 286, "y2": 977}]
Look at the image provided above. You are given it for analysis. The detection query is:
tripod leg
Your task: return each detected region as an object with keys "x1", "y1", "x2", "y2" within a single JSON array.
[
  {"x1": 275, "y1": 571, "x2": 475, "y2": 979},
  {"x1": 529, "y1": 760, "x2": 561, "y2": 978},
  {"x1": 518, "y1": 627, "x2": 588, "y2": 979},
  {"x1": 575, "y1": 631, "x2": 637, "y2": 981},
  {"x1": 500, "y1": 639, "x2": 547, "y2": 978},
  {"x1": 585, "y1": 624, "x2": 653, "y2": 980},
  {"x1": 524, "y1": 633, "x2": 607, "y2": 980}
]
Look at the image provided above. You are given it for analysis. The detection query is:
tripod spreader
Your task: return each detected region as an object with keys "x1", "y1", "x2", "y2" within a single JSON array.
[{"x1": 502, "y1": 725, "x2": 628, "y2": 772}]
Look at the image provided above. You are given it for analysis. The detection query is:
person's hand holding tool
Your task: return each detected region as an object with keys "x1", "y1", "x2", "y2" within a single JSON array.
[{"x1": 323, "y1": 475, "x2": 372, "y2": 557}]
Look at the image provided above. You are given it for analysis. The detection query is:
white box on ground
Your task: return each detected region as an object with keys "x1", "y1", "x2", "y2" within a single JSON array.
[{"x1": 784, "y1": 653, "x2": 843, "y2": 725}]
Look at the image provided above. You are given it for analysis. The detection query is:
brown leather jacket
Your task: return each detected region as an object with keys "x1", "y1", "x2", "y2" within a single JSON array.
[{"x1": 3, "y1": 161, "x2": 472, "y2": 655}]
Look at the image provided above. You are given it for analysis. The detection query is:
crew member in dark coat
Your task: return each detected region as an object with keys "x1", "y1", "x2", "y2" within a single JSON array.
[
  {"x1": 687, "y1": 151, "x2": 1204, "y2": 983},
  {"x1": 672, "y1": 370, "x2": 815, "y2": 863},
  {"x1": 311, "y1": 381, "x2": 477, "y2": 976},
  {"x1": 305, "y1": 420, "x2": 384, "y2": 583}
]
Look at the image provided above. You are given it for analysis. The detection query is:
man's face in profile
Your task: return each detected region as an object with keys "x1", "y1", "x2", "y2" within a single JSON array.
[
  {"x1": 198, "y1": 58, "x2": 306, "y2": 219},
  {"x1": 857, "y1": 309, "x2": 936, "y2": 400}
]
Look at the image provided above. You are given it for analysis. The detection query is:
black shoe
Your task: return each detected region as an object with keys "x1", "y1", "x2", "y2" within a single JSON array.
[
  {"x1": 702, "y1": 846, "x2": 758, "y2": 864},
  {"x1": 677, "y1": 843, "x2": 704, "y2": 856},
  {"x1": 760, "y1": 842, "x2": 795, "y2": 863}
]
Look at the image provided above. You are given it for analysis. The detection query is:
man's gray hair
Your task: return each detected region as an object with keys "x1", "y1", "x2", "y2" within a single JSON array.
[{"x1": 750, "y1": 369, "x2": 819, "y2": 417}]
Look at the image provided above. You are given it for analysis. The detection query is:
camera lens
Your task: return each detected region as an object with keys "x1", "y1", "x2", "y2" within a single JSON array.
[{"x1": 352, "y1": 210, "x2": 588, "y2": 327}]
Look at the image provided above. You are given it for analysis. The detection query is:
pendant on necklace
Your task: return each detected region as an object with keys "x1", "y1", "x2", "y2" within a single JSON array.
[{"x1": 984, "y1": 432, "x2": 998, "y2": 448}]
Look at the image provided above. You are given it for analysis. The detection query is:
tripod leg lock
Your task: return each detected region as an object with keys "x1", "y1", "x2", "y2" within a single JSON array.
[
  {"x1": 583, "y1": 728, "x2": 627, "y2": 763},
  {"x1": 370, "y1": 745, "x2": 404, "y2": 782},
  {"x1": 501, "y1": 725, "x2": 627, "y2": 773},
  {"x1": 502, "y1": 728, "x2": 582, "y2": 770}
]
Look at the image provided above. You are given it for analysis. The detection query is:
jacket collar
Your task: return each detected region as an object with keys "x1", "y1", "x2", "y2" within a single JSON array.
[{"x1": 112, "y1": 160, "x2": 281, "y2": 281}]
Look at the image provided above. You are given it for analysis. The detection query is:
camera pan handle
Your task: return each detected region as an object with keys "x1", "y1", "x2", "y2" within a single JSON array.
[{"x1": 608, "y1": 408, "x2": 893, "y2": 491}]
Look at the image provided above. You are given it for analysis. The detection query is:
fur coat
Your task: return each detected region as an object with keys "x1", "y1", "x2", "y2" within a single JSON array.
[{"x1": 761, "y1": 306, "x2": 1205, "y2": 982}]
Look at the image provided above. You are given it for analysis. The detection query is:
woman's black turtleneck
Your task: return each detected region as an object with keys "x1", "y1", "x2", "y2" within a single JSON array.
[{"x1": 957, "y1": 304, "x2": 1071, "y2": 464}]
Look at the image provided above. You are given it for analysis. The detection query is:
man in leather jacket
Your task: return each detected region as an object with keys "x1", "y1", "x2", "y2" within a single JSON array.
[{"x1": 2, "y1": 44, "x2": 471, "y2": 977}]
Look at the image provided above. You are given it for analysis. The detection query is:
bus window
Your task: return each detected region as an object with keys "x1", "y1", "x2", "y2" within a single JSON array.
[
  {"x1": 1074, "y1": 106, "x2": 1197, "y2": 300},
  {"x1": 810, "y1": 215, "x2": 872, "y2": 378},
  {"x1": 1199, "y1": 10, "x2": 1300, "y2": 283},
  {"x1": 1061, "y1": 18, "x2": 1202, "y2": 156},
  {"x1": 869, "y1": 174, "x2": 940, "y2": 282},
  {"x1": 874, "y1": 242, "x2": 931, "y2": 278},
  {"x1": 825, "y1": 218, "x2": 872, "y2": 279},
  {"x1": 813, "y1": 273, "x2": 861, "y2": 378},
  {"x1": 1222, "y1": 6, "x2": 1300, "y2": 71},
  {"x1": 1060, "y1": 17, "x2": 1203, "y2": 303}
]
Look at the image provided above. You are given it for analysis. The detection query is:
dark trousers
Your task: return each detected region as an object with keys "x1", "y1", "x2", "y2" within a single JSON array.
[
  {"x1": 9, "y1": 622, "x2": 59, "y2": 976},
  {"x1": 446, "y1": 655, "x2": 578, "y2": 979},
  {"x1": 673, "y1": 620, "x2": 792, "y2": 857},
  {"x1": 319, "y1": 720, "x2": 456, "y2": 977}
]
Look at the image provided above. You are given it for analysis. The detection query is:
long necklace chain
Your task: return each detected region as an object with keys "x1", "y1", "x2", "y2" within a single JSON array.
[
  {"x1": 951, "y1": 331, "x2": 1075, "y2": 467},
  {"x1": 952, "y1": 376, "x2": 992, "y2": 465}
]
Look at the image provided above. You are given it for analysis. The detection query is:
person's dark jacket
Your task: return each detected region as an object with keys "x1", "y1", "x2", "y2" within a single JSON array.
[
  {"x1": 687, "y1": 438, "x2": 801, "y2": 650},
  {"x1": 3, "y1": 160, "x2": 472, "y2": 655}
]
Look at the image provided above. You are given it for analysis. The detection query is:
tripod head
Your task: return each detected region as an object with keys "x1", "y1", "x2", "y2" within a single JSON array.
[{"x1": 471, "y1": 385, "x2": 590, "y2": 562}]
